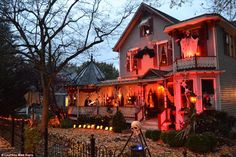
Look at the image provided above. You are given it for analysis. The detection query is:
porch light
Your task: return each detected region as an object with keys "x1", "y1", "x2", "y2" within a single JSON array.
[
  {"x1": 189, "y1": 92, "x2": 197, "y2": 104},
  {"x1": 118, "y1": 93, "x2": 122, "y2": 99},
  {"x1": 158, "y1": 85, "x2": 164, "y2": 92}
]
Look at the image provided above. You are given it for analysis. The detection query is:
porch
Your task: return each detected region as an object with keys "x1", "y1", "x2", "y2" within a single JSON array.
[
  {"x1": 174, "y1": 56, "x2": 217, "y2": 71},
  {"x1": 67, "y1": 106, "x2": 145, "y2": 122}
]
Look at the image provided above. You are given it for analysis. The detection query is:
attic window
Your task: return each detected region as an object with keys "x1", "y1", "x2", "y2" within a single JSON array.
[{"x1": 139, "y1": 17, "x2": 153, "y2": 37}]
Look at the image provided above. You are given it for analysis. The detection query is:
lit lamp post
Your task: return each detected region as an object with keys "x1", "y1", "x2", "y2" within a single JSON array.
[
  {"x1": 189, "y1": 92, "x2": 197, "y2": 105},
  {"x1": 188, "y1": 91, "x2": 197, "y2": 115}
]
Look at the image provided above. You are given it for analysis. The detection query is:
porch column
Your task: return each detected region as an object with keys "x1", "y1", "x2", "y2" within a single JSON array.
[
  {"x1": 194, "y1": 76, "x2": 203, "y2": 113},
  {"x1": 174, "y1": 79, "x2": 183, "y2": 130},
  {"x1": 215, "y1": 75, "x2": 221, "y2": 110},
  {"x1": 76, "y1": 88, "x2": 80, "y2": 120}
]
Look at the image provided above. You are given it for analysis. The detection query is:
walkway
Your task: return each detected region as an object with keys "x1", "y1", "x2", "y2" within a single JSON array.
[
  {"x1": 141, "y1": 118, "x2": 159, "y2": 130},
  {"x1": 0, "y1": 136, "x2": 18, "y2": 156}
]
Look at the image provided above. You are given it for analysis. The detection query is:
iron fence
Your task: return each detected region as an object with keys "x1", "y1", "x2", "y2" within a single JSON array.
[
  {"x1": 0, "y1": 117, "x2": 27, "y2": 153},
  {"x1": 47, "y1": 133, "x2": 147, "y2": 157},
  {"x1": 0, "y1": 117, "x2": 150, "y2": 157}
]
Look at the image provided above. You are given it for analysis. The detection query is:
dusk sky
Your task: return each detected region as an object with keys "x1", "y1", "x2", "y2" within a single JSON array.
[{"x1": 72, "y1": 1, "x2": 207, "y2": 69}]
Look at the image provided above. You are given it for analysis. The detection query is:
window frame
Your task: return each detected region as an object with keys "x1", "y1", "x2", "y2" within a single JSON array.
[{"x1": 126, "y1": 48, "x2": 139, "y2": 72}]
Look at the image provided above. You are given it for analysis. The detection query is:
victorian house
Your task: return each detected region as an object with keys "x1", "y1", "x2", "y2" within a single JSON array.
[{"x1": 67, "y1": 3, "x2": 236, "y2": 130}]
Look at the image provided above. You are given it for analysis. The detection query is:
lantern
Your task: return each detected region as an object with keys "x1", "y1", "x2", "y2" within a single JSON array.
[{"x1": 189, "y1": 92, "x2": 197, "y2": 104}]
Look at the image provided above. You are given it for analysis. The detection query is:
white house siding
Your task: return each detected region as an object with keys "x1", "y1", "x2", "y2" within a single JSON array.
[{"x1": 216, "y1": 26, "x2": 236, "y2": 116}]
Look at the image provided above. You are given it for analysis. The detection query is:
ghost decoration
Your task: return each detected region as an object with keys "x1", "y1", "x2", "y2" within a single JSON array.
[{"x1": 131, "y1": 121, "x2": 141, "y2": 136}]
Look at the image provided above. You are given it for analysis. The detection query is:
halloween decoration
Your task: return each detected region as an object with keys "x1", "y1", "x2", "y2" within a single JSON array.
[
  {"x1": 119, "y1": 121, "x2": 152, "y2": 157},
  {"x1": 134, "y1": 46, "x2": 155, "y2": 59}
]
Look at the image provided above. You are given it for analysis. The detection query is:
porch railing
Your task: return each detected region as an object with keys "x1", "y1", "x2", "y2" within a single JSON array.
[
  {"x1": 174, "y1": 56, "x2": 217, "y2": 71},
  {"x1": 68, "y1": 106, "x2": 143, "y2": 122}
]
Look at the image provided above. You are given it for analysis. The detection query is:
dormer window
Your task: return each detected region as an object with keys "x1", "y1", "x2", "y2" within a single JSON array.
[{"x1": 139, "y1": 16, "x2": 153, "y2": 37}]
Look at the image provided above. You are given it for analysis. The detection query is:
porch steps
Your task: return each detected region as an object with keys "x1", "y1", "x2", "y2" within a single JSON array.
[{"x1": 141, "y1": 118, "x2": 159, "y2": 131}]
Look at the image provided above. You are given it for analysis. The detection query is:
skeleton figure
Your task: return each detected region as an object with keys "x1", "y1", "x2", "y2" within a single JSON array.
[{"x1": 131, "y1": 121, "x2": 141, "y2": 136}]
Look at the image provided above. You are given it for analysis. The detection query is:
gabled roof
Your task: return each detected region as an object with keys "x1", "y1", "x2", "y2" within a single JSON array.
[
  {"x1": 96, "y1": 69, "x2": 169, "y2": 86},
  {"x1": 141, "y1": 69, "x2": 169, "y2": 79},
  {"x1": 73, "y1": 57, "x2": 105, "y2": 86},
  {"x1": 164, "y1": 13, "x2": 236, "y2": 33},
  {"x1": 113, "y1": 3, "x2": 179, "y2": 52},
  {"x1": 231, "y1": 20, "x2": 236, "y2": 27}
]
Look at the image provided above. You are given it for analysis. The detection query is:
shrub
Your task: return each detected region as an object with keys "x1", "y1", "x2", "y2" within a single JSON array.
[
  {"x1": 77, "y1": 115, "x2": 90, "y2": 124},
  {"x1": 112, "y1": 110, "x2": 126, "y2": 133},
  {"x1": 150, "y1": 130, "x2": 161, "y2": 141},
  {"x1": 102, "y1": 115, "x2": 112, "y2": 127},
  {"x1": 160, "y1": 131, "x2": 168, "y2": 143},
  {"x1": 60, "y1": 118, "x2": 73, "y2": 128},
  {"x1": 186, "y1": 133, "x2": 217, "y2": 153},
  {"x1": 203, "y1": 132, "x2": 217, "y2": 151},
  {"x1": 195, "y1": 110, "x2": 235, "y2": 137},
  {"x1": 166, "y1": 130, "x2": 185, "y2": 147},
  {"x1": 145, "y1": 130, "x2": 153, "y2": 139},
  {"x1": 145, "y1": 130, "x2": 161, "y2": 141}
]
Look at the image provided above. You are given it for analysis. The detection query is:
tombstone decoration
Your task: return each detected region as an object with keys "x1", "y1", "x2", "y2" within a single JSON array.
[{"x1": 119, "y1": 121, "x2": 152, "y2": 157}]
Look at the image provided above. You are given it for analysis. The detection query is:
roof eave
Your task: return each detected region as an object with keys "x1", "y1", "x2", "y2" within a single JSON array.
[
  {"x1": 164, "y1": 15, "x2": 221, "y2": 33},
  {"x1": 113, "y1": 3, "x2": 178, "y2": 52}
]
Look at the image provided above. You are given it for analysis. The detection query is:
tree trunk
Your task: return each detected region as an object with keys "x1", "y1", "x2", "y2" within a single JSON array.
[
  {"x1": 41, "y1": 84, "x2": 50, "y2": 133},
  {"x1": 40, "y1": 81, "x2": 50, "y2": 157}
]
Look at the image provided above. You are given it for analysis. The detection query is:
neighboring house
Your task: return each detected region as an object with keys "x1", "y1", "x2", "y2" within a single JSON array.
[{"x1": 66, "y1": 3, "x2": 236, "y2": 130}]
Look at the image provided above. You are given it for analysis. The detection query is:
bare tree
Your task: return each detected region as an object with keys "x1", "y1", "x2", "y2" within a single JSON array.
[
  {"x1": 143, "y1": 0, "x2": 236, "y2": 20},
  {"x1": 0, "y1": 0, "x2": 135, "y2": 133}
]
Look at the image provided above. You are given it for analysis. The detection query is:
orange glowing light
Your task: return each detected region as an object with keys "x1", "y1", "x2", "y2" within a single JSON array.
[
  {"x1": 158, "y1": 86, "x2": 164, "y2": 92},
  {"x1": 91, "y1": 124, "x2": 95, "y2": 129},
  {"x1": 83, "y1": 124, "x2": 87, "y2": 128},
  {"x1": 190, "y1": 96, "x2": 197, "y2": 104},
  {"x1": 109, "y1": 127, "x2": 113, "y2": 131},
  {"x1": 105, "y1": 127, "x2": 109, "y2": 131},
  {"x1": 96, "y1": 126, "x2": 100, "y2": 129},
  {"x1": 78, "y1": 125, "x2": 82, "y2": 128},
  {"x1": 87, "y1": 125, "x2": 91, "y2": 129},
  {"x1": 100, "y1": 125, "x2": 103, "y2": 130},
  {"x1": 73, "y1": 124, "x2": 76, "y2": 129}
]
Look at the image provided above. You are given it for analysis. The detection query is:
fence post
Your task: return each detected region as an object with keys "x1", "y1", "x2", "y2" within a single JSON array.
[
  {"x1": 44, "y1": 127, "x2": 48, "y2": 157},
  {"x1": 90, "y1": 134, "x2": 95, "y2": 157},
  {"x1": 21, "y1": 120, "x2": 25, "y2": 153},
  {"x1": 11, "y1": 117, "x2": 15, "y2": 147}
]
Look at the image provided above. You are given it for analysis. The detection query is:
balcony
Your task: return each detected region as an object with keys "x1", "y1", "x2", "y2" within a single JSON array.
[{"x1": 174, "y1": 56, "x2": 217, "y2": 71}]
